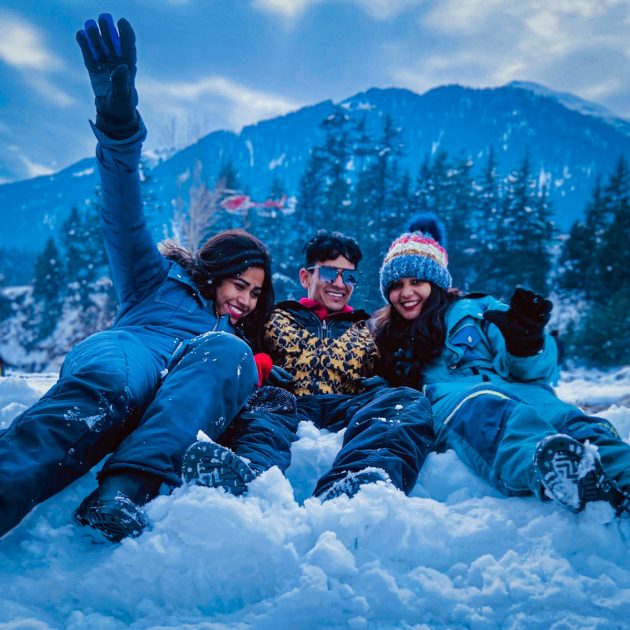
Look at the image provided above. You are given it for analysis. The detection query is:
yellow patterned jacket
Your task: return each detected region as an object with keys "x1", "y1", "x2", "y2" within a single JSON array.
[{"x1": 262, "y1": 301, "x2": 379, "y2": 396}]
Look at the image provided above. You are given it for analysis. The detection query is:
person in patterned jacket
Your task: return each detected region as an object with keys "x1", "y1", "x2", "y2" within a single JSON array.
[{"x1": 181, "y1": 230, "x2": 434, "y2": 500}]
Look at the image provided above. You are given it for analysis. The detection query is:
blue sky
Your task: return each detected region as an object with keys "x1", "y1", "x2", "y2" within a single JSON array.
[{"x1": 1, "y1": 0, "x2": 629, "y2": 183}]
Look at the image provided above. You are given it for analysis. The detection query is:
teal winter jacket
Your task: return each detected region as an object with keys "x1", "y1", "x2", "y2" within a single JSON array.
[{"x1": 421, "y1": 295, "x2": 560, "y2": 435}]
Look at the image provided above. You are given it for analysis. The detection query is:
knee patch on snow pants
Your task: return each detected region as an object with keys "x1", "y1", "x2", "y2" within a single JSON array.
[
  {"x1": 439, "y1": 387, "x2": 552, "y2": 496},
  {"x1": 444, "y1": 389, "x2": 519, "y2": 470}
]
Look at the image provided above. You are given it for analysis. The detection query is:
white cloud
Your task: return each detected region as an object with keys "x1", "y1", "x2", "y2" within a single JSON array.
[
  {"x1": 251, "y1": 0, "x2": 321, "y2": 19},
  {"x1": 352, "y1": 0, "x2": 425, "y2": 21},
  {"x1": 18, "y1": 154, "x2": 54, "y2": 179},
  {"x1": 25, "y1": 76, "x2": 74, "y2": 107},
  {"x1": 140, "y1": 75, "x2": 301, "y2": 129},
  {"x1": 579, "y1": 77, "x2": 626, "y2": 102},
  {"x1": 252, "y1": 0, "x2": 424, "y2": 20},
  {"x1": 22, "y1": 160, "x2": 54, "y2": 179},
  {"x1": 0, "y1": 11, "x2": 62, "y2": 70},
  {"x1": 390, "y1": 0, "x2": 630, "y2": 112}
]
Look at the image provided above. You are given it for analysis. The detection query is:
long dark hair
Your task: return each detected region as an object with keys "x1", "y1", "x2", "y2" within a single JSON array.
[
  {"x1": 372, "y1": 284, "x2": 458, "y2": 387},
  {"x1": 160, "y1": 229, "x2": 274, "y2": 345}
]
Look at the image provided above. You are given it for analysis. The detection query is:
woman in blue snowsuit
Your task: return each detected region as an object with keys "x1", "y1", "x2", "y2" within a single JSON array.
[
  {"x1": 0, "y1": 15, "x2": 274, "y2": 542},
  {"x1": 372, "y1": 215, "x2": 630, "y2": 514}
]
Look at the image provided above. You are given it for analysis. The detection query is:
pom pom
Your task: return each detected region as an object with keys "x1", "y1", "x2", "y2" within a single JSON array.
[{"x1": 407, "y1": 212, "x2": 448, "y2": 249}]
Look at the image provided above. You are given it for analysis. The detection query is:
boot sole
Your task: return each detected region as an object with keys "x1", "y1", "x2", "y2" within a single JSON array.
[
  {"x1": 534, "y1": 434, "x2": 629, "y2": 513},
  {"x1": 75, "y1": 496, "x2": 148, "y2": 543},
  {"x1": 319, "y1": 470, "x2": 389, "y2": 502},
  {"x1": 182, "y1": 441, "x2": 255, "y2": 496}
]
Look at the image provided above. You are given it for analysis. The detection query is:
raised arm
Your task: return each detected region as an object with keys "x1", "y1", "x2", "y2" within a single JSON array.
[
  {"x1": 77, "y1": 15, "x2": 166, "y2": 308},
  {"x1": 484, "y1": 287, "x2": 557, "y2": 382}
]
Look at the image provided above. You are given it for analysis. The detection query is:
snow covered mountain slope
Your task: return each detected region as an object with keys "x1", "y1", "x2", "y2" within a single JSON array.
[{"x1": 1, "y1": 368, "x2": 629, "y2": 629}]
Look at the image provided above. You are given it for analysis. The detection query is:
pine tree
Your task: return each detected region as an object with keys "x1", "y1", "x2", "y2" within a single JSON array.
[
  {"x1": 217, "y1": 159, "x2": 244, "y2": 230},
  {"x1": 62, "y1": 206, "x2": 84, "y2": 286},
  {"x1": 471, "y1": 147, "x2": 502, "y2": 293},
  {"x1": 495, "y1": 154, "x2": 553, "y2": 296},
  {"x1": 218, "y1": 159, "x2": 240, "y2": 192},
  {"x1": 588, "y1": 156, "x2": 630, "y2": 300},
  {"x1": 60, "y1": 200, "x2": 113, "y2": 337},
  {"x1": 319, "y1": 107, "x2": 353, "y2": 230},
  {"x1": 32, "y1": 237, "x2": 66, "y2": 339},
  {"x1": 296, "y1": 147, "x2": 327, "y2": 233},
  {"x1": 569, "y1": 156, "x2": 630, "y2": 366},
  {"x1": 441, "y1": 155, "x2": 476, "y2": 290},
  {"x1": 0, "y1": 274, "x2": 12, "y2": 322},
  {"x1": 352, "y1": 115, "x2": 405, "y2": 308},
  {"x1": 558, "y1": 179, "x2": 602, "y2": 296},
  {"x1": 573, "y1": 290, "x2": 630, "y2": 366},
  {"x1": 415, "y1": 152, "x2": 450, "y2": 218}
]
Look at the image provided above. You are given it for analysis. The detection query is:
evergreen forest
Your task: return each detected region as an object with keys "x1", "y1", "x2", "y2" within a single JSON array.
[{"x1": 2, "y1": 107, "x2": 629, "y2": 369}]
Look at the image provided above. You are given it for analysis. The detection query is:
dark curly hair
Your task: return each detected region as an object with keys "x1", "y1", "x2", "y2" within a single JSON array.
[
  {"x1": 371, "y1": 284, "x2": 458, "y2": 387},
  {"x1": 303, "y1": 230, "x2": 362, "y2": 267},
  {"x1": 160, "y1": 229, "x2": 274, "y2": 346}
]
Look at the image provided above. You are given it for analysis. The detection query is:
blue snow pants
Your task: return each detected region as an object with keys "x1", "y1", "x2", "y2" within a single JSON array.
[
  {"x1": 429, "y1": 382, "x2": 630, "y2": 497},
  {"x1": 222, "y1": 386, "x2": 434, "y2": 496},
  {"x1": 0, "y1": 329, "x2": 256, "y2": 536}
]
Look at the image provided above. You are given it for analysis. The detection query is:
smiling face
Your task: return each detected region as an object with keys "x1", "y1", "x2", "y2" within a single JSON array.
[
  {"x1": 214, "y1": 266, "x2": 265, "y2": 324},
  {"x1": 299, "y1": 255, "x2": 356, "y2": 313},
  {"x1": 389, "y1": 278, "x2": 432, "y2": 321}
]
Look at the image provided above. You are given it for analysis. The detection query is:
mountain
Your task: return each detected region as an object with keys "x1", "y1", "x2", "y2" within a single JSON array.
[{"x1": 2, "y1": 82, "x2": 630, "y2": 265}]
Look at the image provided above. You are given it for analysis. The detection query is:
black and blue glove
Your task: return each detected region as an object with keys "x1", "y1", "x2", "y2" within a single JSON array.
[
  {"x1": 267, "y1": 365, "x2": 294, "y2": 388},
  {"x1": 76, "y1": 14, "x2": 139, "y2": 139},
  {"x1": 484, "y1": 287, "x2": 553, "y2": 357}
]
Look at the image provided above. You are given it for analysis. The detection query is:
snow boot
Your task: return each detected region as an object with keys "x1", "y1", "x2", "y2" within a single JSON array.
[
  {"x1": 246, "y1": 385, "x2": 297, "y2": 414},
  {"x1": 318, "y1": 469, "x2": 390, "y2": 502},
  {"x1": 534, "y1": 434, "x2": 630, "y2": 514},
  {"x1": 74, "y1": 471, "x2": 161, "y2": 542},
  {"x1": 182, "y1": 440, "x2": 257, "y2": 496}
]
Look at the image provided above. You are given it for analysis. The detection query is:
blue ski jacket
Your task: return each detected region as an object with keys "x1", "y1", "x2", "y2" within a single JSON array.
[{"x1": 93, "y1": 120, "x2": 236, "y2": 361}]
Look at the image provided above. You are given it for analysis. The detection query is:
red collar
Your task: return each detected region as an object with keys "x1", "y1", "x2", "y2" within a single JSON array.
[{"x1": 299, "y1": 298, "x2": 353, "y2": 321}]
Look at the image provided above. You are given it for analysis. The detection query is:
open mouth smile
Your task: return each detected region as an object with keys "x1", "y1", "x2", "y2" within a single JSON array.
[
  {"x1": 401, "y1": 300, "x2": 421, "y2": 310},
  {"x1": 227, "y1": 303, "x2": 246, "y2": 318}
]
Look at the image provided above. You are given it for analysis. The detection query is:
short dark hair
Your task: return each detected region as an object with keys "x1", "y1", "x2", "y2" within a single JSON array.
[{"x1": 303, "y1": 230, "x2": 362, "y2": 267}]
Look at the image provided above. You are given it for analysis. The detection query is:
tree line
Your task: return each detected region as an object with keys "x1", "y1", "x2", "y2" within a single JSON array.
[{"x1": 4, "y1": 107, "x2": 629, "y2": 367}]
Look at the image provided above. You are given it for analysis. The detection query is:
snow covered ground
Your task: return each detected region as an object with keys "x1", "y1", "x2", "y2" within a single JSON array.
[{"x1": 1, "y1": 368, "x2": 630, "y2": 629}]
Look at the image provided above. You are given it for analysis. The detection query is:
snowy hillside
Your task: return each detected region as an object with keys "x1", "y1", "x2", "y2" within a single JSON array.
[{"x1": 1, "y1": 368, "x2": 630, "y2": 629}]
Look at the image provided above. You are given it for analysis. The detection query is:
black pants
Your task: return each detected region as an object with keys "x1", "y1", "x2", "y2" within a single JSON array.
[{"x1": 222, "y1": 386, "x2": 434, "y2": 496}]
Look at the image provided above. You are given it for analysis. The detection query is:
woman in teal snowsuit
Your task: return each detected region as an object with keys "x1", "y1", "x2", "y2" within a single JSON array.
[
  {"x1": 372, "y1": 214, "x2": 630, "y2": 514},
  {"x1": 0, "y1": 15, "x2": 274, "y2": 542}
]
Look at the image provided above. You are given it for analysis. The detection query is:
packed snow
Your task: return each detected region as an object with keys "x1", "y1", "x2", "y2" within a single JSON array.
[{"x1": 1, "y1": 368, "x2": 630, "y2": 629}]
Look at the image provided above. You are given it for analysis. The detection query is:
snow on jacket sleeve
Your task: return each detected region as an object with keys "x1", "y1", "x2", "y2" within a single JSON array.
[{"x1": 92, "y1": 117, "x2": 168, "y2": 309}]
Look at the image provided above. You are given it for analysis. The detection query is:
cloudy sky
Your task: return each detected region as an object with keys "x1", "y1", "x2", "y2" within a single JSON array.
[{"x1": 1, "y1": 0, "x2": 629, "y2": 183}]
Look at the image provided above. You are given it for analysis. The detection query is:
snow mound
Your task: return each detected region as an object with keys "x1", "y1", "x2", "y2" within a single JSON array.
[{"x1": 1, "y1": 369, "x2": 630, "y2": 628}]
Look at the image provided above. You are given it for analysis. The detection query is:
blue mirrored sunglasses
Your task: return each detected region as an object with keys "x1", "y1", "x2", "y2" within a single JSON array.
[{"x1": 307, "y1": 265, "x2": 359, "y2": 287}]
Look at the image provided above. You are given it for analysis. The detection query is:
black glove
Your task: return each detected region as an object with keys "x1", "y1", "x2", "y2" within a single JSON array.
[
  {"x1": 267, "y1": 365, "x2": 294, "y2": 387},
  {"x1": 484, "y1": 287, "x2": 553, "y2": 357},
  {"x1": 76, "y1": 14, "x2": 139, "y2": 139}
]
